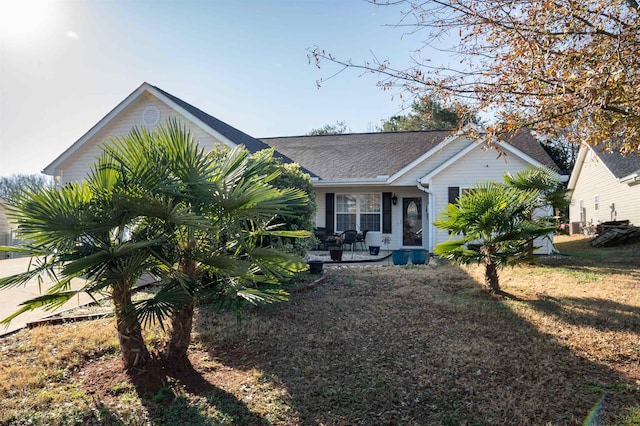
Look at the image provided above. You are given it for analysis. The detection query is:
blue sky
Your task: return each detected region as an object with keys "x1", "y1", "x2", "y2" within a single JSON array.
[{"x1": 0, "y1": 0, "x2": 447, "y2": 177}]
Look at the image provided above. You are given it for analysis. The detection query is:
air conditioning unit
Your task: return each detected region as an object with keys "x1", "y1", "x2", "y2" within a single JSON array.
[{"x1": 570, "y1": 222, "x2": 582, "y2": 235}]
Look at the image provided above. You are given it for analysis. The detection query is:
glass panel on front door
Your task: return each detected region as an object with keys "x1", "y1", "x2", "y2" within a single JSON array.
[{"x1": 402, "y1": 197, "x2": 422, "y2": 246}]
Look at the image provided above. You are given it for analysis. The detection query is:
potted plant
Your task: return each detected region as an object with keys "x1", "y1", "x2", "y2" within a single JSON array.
[
  {"x1": 392, "y1": 249, "x2": 410, "y2": 265},
  {"x1": 410, "y1": 249, "x2": 428, "y2": 265},
  {"x1": 381, "y1": 234, "x2": 391, "y2": 252},
  {"x1": 307, "y1": 260, "x2": 324, "y2": 274},
  {"x1": 329, "y1": 247, "x2": 343, "y2": 261},
  {"x1": 328, "y1": 234, "x2": 344, "y2": 261}
]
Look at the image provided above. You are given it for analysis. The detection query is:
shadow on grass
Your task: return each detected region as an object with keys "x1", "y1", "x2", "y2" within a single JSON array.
[
  {"x1": 126, "y1": 358, "x2": 266, "y2": 425},
  {"x1": 192, "y1": 265, "x2": 640, "y2": 425},
  {"x1": 526, "y1": 296, "x2": 640, "y2": 334}
]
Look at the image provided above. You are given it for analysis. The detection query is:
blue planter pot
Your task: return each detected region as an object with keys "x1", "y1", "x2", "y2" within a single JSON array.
[
  {"x1": 410, "y1": 249, "x2": 428, "y2": 265},
  {"x1": 368, "y1": 246, "x2": 380, "y2": 256},
  {"x1": 392, "y1": 249, "x2": 409, "y2": 265}
]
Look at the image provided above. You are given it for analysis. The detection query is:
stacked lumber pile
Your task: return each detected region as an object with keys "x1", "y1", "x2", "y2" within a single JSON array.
[{"x1": 590, "y1": 220, "x2": 640, "y2": 247}]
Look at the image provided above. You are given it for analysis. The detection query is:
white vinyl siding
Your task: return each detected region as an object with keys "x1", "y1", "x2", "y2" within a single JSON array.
[
  {"x1": 56, "y1": 94, "x2": 234, "y2": 185},
  {"x1": 429, "y1": 144, "x2": 553, "y2": 254},
  {"x1": 392, "y1": 136, "x2": 470, "y2": 186},
  {"x1": 314, "y1": 188, "x2": 327, "y2": 227},
  {"x1": 570, "y1": 148, "x2": 640, "y2": 226}
]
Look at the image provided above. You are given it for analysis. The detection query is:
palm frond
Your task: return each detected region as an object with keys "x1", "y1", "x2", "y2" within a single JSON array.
[
  {"x1": 129, "y1": 285, "x2": 192, "y2": 330},
  {"x1": 234, "y1": 287, "x2": 290, "y2": 305}
]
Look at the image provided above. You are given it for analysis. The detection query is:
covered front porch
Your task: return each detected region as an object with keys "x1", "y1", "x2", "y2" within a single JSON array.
[{"x1": 313, "y1": 186, "x2": 432, "y2": 253}]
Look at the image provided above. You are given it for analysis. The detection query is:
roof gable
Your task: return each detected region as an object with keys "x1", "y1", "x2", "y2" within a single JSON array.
[
  {"x1": 43, "y1": 83, "x2": 294, "y2": 176},
  {"x1": 500, "y1": 130, "x2": 560, "y2": 172},
  {"x1": 568, "y1": 144, "x2": 640, "y2": 189},
  {"x1": 149, "y1": 85, "x2": 274, "y2": 154},
  {"x1": 420, "y1": 137, "x2": 553, "y2": 183}
]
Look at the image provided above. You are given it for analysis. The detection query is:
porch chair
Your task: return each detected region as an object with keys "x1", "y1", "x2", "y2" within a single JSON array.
[
  {"x1": 342, "y1": 230, "x2": 358, "y2": 256},
  {"x1": 355, "y1": 229, "x2": 368, "y2": 251}
]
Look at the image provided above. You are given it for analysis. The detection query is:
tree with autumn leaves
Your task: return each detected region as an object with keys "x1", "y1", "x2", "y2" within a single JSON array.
[{"x1": 310, "y1": 0, "x2": 640, "y2": 155}]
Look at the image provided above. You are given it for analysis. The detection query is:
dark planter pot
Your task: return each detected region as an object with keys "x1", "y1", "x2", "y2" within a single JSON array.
[
  {"x1": 329, "y1": 248, "x2": 343, "y2": 262},
  {"x1": 307, "y1": 260, "x2": 324, "y2": 274},
  {"x1": 410, "y1": 249, "x2": 428, "y2": 265},
  {"x1": 392, "y1": 249, "x2": 409, "y2": 265},
  {"x1": 368, "y1": 245, "x2": 380, "y2": 256}
]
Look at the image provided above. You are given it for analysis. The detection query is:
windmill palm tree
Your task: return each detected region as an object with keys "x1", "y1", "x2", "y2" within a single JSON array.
[
  {"x1": 503, "y1": 165, "x2": 570, "y2": 261},
  {"x1": 1, "y1": 119, "x2": 311, "y2": 370},
  {"x1": 0, "y1": 172, "x2": 169, "y2": 369},
  {"x1": 503, "y1": 165, "x2": 570, "y2": 213},
  {"x1": 96, "y1": 119, "x2": 311, "y2": 367},
  {"x1": 433, "y1": 181, "x2": 556, "y2": 292}
]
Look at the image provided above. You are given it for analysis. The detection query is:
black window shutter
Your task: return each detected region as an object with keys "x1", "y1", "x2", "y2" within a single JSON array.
[
  {"x1": 325, "y1": 193, "x2": 335, "y2": 235},
  {"x1": 448, "y1": 187, "x2": 460, "y2": 205},
  {"x1": 382, "y1": 192, "x2": 392, "y2": 234}
]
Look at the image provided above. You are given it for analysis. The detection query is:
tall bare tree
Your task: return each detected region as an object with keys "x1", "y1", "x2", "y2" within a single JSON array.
[
  {"x1": 310, "y1": 0, "x2": 640, "y2": 155},
  {"x1": 0, "y1": 174, "x2": 52, "y2": 201}
]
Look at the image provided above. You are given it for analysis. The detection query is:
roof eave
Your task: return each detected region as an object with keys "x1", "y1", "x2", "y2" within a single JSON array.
[
  {"x1": 313, "y1": 178, "x2": 391, "y2": 187},
  {"x1": 567, "y1": 145, "x2": 589, "y2": 190},
  {"x1": 620, "y1": 171, "x2": 640, "y2": 185}
]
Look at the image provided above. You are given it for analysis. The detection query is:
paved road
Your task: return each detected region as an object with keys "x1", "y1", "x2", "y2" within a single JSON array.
[{"x1": 0, "y1": 257, "x2": 95, "y2": 337}]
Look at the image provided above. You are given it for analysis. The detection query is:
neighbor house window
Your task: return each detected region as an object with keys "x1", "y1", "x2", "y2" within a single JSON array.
[
  {"x1": 594, "y1": 195, "x2": 599, "y2": 211},
  {"x1": 335, "y1": 193, "x2": 381, "y2": 232}
]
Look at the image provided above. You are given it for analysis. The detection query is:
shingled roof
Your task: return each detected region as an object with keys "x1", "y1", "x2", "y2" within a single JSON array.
[
  {"x1": 261, "y1": 129, "x2": 559, "y2": 180},
  {"x1": 592, "y1": 149, "x2": 640, "y2": 179},
  {"x1": 261, "y1": 131, "x2": 453, "y2": 180},
  {"x1": 150, "y1": 85, "x2": 280, "y2": 156},
  {"x1": 501, "y1": 130, "x2": 561, "y2": 172}
]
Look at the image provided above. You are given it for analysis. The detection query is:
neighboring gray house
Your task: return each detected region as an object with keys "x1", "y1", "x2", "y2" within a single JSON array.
[
  {"x1": 0, "y1": 198, "x2": 19, "y2": 259},
  {"x1": 0, "y1": 198, "x2": 10, "y2": 248},
  {"x1": 568, "y1": 145, "x2": 640, "y2": 232},
  {"x1": 43, "y1": 82, "x2": 562, "y2": 254}
]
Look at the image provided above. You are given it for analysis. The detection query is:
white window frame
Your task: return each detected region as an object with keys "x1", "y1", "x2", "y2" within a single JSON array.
[
  {"x1": 594, "y1": 195, "x2": 599, "y2": 211},
  {"x1": 335, "y1": 193, "x2": 382, "y2": 233}
]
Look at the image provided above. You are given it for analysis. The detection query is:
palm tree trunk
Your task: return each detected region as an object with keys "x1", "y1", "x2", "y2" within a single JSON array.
[
  {"x1": 163, "y1": 300, "x2": 195, "y2": 369},
  {"x1": 481, "y1": 245, "x2": 501, "y2": 293},
  {"x1": 163, "y1": 257, "x2": 197, "y2": 369},
  {"x1": 112, "y1": 282, "x2": 150, "y2": 370},
  {"x1": 484, "y1": 262, "x2": 500, "y2": 293}
]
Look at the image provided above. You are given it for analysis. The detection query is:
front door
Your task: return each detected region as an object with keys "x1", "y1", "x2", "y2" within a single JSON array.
[{"x1": 402, "y1": 197, "x2": 422, "y2": 246}]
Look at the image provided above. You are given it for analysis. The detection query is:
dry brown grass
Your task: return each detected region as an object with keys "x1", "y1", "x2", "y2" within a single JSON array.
[{"x1": 1, "y1": 234, "x2": 639, "y2": 425}]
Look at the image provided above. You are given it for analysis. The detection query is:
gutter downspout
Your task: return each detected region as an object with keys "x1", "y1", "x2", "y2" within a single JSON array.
[{"x1": 416, "y1": 180, "x2": 435, "y2": 252}]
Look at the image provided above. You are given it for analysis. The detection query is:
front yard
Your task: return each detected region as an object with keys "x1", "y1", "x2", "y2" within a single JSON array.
[{"x1": 1, "y1": 235, "x2": 639, "y2": 424}]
